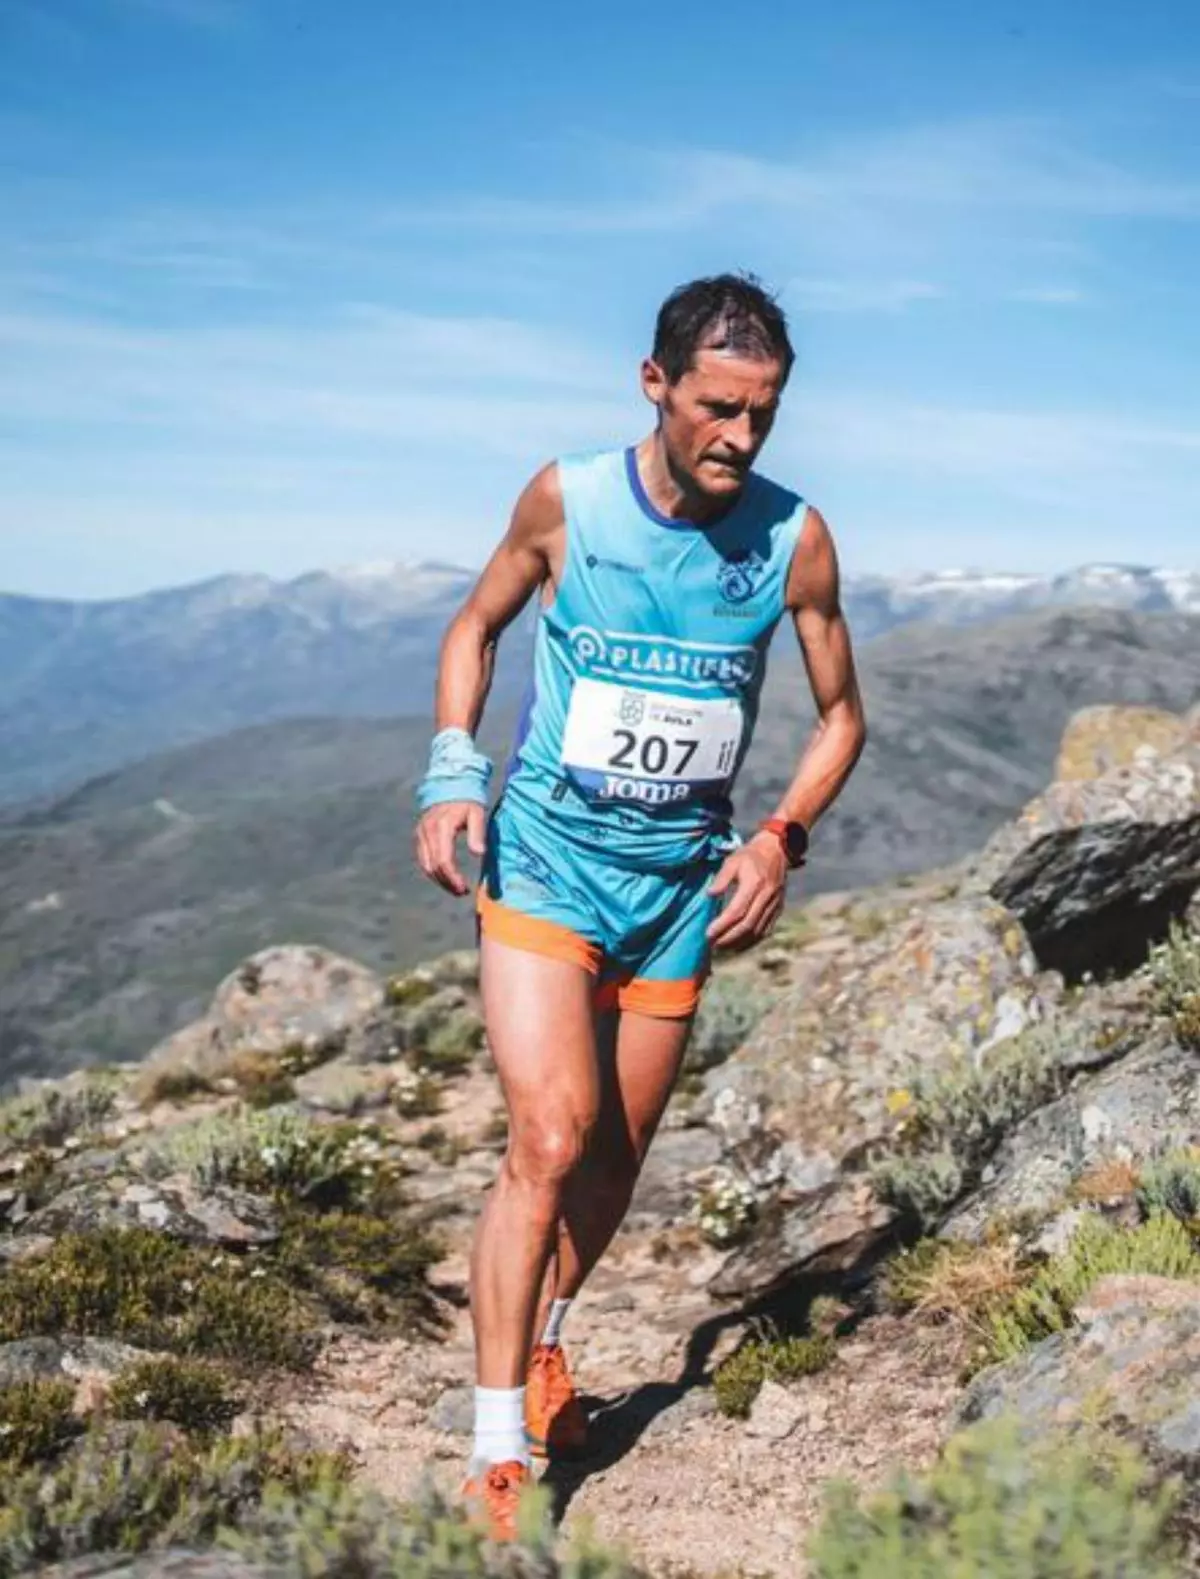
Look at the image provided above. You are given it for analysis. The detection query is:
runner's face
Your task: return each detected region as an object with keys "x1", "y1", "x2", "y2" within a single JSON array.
[{"x1": 644, "y1": 347, "x2": 784, "y2": 501}]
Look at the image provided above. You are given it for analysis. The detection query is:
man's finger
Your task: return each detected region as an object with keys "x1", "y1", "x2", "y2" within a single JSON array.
[
  {"x1": 432, "y1": 820, "x2": 467, "y2": 895},
  {"x1": 714, "y1": 888, "x2": 777, "y2": 950},
  {"x1": 706, "y1": 881, "x2": 759, "y2": 943},
  {"x1": 708, "y1": 857, "x2": 739, "y2": 897},
  {"x1": 466, "y1": 803, "x2": 487, "y2": 857}
]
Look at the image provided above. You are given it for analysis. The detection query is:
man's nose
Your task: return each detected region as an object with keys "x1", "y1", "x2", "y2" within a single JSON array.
[{"x1": 724, "y1": 413, "x2": 754, "y2": 453}]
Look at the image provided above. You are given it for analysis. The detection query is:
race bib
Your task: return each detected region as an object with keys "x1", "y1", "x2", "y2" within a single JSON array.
[{"x1": 560, "y1": 678, "x2": 744, "y2": 805}]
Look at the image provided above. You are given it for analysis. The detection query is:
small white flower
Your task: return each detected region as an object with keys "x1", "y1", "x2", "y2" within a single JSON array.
[
  {"x1": 135, "y1": 1390, "x2": 150, "y2": 1408},
  {"x1": 250, "y1": 1266, "x2": 267, "y2": 1279}
]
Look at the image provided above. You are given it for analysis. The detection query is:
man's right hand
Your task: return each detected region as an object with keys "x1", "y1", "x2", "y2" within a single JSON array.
[{"x1": 414, "y1": 802, "x2": 487, "y2": 896}]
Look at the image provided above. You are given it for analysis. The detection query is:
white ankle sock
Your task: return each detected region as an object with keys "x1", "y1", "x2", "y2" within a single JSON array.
[
  {"x1": 540, "y1": 1297, "x2": 572, "y2": 1348},
  {"x1": 471, "y1": 1385, "x2": 529, "y2": 1469}
]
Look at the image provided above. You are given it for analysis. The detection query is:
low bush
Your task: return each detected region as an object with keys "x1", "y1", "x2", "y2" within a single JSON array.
[
  {"x1": 984, "y1": 1210, "x2": 1199, "y2": 1366},
  {"x1": 140, "y1": 1065, "x2": 215, "y2": 1106},
  {"x1": 0, "y1": 1380, "x2": 82, "y2": 1469},
  {"x1": 228, "y1": 1477, "x2": 647, "y2": 1579},
  {"x1": 271, "y1": 1209, "x2": 444, "y2": 1333},
  {"x1": 694, "y1": 1170, "x2": 757, "y2": 1247},
  {"x1": 0, "y1": 1422, "x2": 348, "y2": 1576},
  {"x1": 0, "y1": 1227, "x2": 317, "y2": 1371},
  {"x1": 224, "y1": 1051, "x2": 296, "y2": 1110},
  {"x1": 807, "y1": 1412, "x2": 1181, "y2": 1577},
  {"x1": 422, "y1": 1010, "x2": 485, "y2": 1074},
  {"x1": 1136, "y1": 1146, "x2": 1200, "y2": 1231},
  {"x1": 145, "y1": 1109, "x2": 398, "y2": 1212},
  {"x1": 108, "y1": 1356, "x2": 242, "y2": 1434},
  {"x1": 714, "y1": 1330, "x2": 836, "y2": 1418},
  {"x1": 392, "y1": 1066, "x2": 443, "y2": 1119},
  {"x1": 0, "y1": 1074, "x2": 118, "y2": 1152},
  {"x1": 870, "y1": 1024, "x2": 1084, "y2": 1228},
  {"x1": 1148, "y1": 920, "x2": 1200, "y2": 1049}
]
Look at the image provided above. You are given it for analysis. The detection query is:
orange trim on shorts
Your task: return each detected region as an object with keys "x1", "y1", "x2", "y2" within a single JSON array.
[
  {"x1": 476, "y1": 888, "x2": 603, "y2": 975},
  {"x1": 594, "y1": 974, "x2": 705, "y2": 1019}
]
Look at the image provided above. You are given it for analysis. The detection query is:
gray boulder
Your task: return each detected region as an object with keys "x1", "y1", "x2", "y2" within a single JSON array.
[
  {"x1": 141, "y1": 946, "x2": 383, "y2": 1084},
  {"x1": 941, "y1": 1030, "x2": 1200, "y2": 1240},
  {"x1": 703, "y1": 894, "x2": 1061, "y2": 1298},
  {"x1": 971, "y1": 740, "x2": 1200, "y2": 979},
  {"x1": 959, "y1": 1274, "x2": 1200, "y2": 1566},
  {"x1": 23, "y1": 1175, "x2": 279, "y2": 1247}
]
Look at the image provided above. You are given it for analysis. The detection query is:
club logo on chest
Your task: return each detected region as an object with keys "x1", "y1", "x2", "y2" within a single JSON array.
[{"x1": 716, "y1": 547, "x2": 768, "y2": 606}]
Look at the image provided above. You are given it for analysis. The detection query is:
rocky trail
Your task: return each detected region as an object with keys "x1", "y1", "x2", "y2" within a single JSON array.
[{"x1": 3, "y1": 701, "x2": 1200, "y2": 1576}]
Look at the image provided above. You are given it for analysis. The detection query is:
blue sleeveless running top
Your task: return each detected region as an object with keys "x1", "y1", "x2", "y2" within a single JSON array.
[{"x1": 502, "y1": 446, "x2": 807, "y2": 872}]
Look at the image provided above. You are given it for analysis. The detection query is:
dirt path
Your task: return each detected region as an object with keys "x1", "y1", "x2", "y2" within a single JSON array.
[{"x1": 277, "y1": 1181, "x2": 963, "y2": 1577}]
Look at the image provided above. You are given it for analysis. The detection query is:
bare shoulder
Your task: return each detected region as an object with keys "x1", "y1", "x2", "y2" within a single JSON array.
[
  {"x1": 508, "y1": 461, "x2": 566, "y2": 556},
  {"x1": 785, "y1": 503, "x2": 841, "y2": 613}
]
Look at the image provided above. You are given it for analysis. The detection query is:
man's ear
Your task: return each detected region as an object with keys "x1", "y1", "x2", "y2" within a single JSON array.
[{"x1": 640, "y1": 356, "x2": 667, "y2": 409}]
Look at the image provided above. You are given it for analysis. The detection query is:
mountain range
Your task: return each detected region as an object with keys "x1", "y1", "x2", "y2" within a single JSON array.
[
  {"x1": 3, "y1": 604, "x2": 1197, "y2": 1081},
  {"x1": 3, "y1": 560, "x2": 1198, "y2": 805}
]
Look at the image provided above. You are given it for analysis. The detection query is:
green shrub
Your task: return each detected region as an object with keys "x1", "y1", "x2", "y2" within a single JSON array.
[
  {"x1": 1137, "y1": 1148, "x2": 1200, "y2": 1229},
  {"x1": 271, "y1": 1209, "x2": 444, "y2": 1333},
  {"x1": 140, "y1": 1065, "x2": 215, "y2": 1106},
  {"x1": 385, "y1": 973, "x2": 436, "y2": 1008},
  {"x1": 878, "y1": 1236, "x2": 967, "y2": 1313},
  {"x1": 108, "y1": 1357, "x2": 242, "y2": 1434},
  {"x1": 392, "y1": 1067, "x2": 443, "y2": 1119},
  {"x1": 228, "y1": 1477, "x2": 646, "y2": 1579},
  {"x1": 714, "y1": 1331, "x2": 836, "y2": 1418},
  {"x1": 414, "y1": 1124, "x2": 465, "y2": 1166},
  {"x1": 694, "y1": 1171, "x2": 757, "y2": 1247},
  {"x1": 0, "y1": 1421, "x2": 349, "y2": 1575},
  {"x1": 225, "y1": 1051, "x2": 296, "y2": 1110},
  {"x1": 871, "y1": 1148, "x2": 966, "y2": 1227},
  {"x1": 1148, "y1": 920, "x2": 1200, "y2": 1049},
  {"x1": 869, "y1": 1024, "x2": 1084, "y2": 1228},
  {"x1": 0, "y1": 1228, "x2": 317, "y2": 1371},
  {"x1": 0, "y1": 1381, "x2": 82, "y2": 1469},
  {"x1": 422, "y1": 1011, "x2": 485, "y2": 1074},
  {"x1": 686, "y1": 974, "x2": 770, "y2": 1074},
  {"x1": 984, "y1": 1210, "x2": 1199, "y2": 1366},
  {"x1": 0, "y1": 1074, "x2": 118, "y2": 1152},
  {"x1": 807, "y1": 1412, "x2": 1181, "y2": 1578},
  {"x1": 146, "y1": 1109, "x2": 396, "y2": 1211}
]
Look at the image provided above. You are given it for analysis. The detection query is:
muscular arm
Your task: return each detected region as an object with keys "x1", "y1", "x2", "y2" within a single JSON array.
[
  {"x1": 771, "y1": 504, "x2": 867, "y2": 829},
  {"x1": 415, "y1": 465, "x2": 563, "y2": 895},
  {"x1": 707, "y1": 505, "x2": 865, "y2": 949},
  {"x1": 434, "y1": 464, "x2": 565, "y2": 734}
]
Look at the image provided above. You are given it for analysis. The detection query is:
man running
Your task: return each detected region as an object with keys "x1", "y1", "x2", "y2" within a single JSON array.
[{"x1": 414, "y1": 273, "x2": 866, "y2": 1540}]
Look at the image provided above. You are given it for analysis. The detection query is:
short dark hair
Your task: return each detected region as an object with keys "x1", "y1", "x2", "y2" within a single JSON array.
[{"x1": 651, "y1": 272, "x2": 793, "y2": 385}]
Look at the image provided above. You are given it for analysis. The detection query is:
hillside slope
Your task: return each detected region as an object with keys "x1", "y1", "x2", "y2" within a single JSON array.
[
  {"x1": 4, "y1": 560, "x2": 1197, "y2": 804},
  {"x1": 2, "y1": 608, "x2": 1197, "y2": 1077}
]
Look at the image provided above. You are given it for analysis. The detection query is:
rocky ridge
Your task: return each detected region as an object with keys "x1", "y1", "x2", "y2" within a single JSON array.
[{"x1": 2, "y1": 700, "x2": 1200, "y2": 1575}]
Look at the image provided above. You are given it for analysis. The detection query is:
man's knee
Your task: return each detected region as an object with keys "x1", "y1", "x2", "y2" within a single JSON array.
[{"x1": 508, "y1": 1109, "x2": 595, "y2": 1188}]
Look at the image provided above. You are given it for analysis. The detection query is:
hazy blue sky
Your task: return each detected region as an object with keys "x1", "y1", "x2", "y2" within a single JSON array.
[{"x1": 3, "y1": 0, "x2": 1199, "y2": 598}]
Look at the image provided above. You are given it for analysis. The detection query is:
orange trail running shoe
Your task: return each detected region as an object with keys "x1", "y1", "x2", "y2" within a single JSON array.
[
  {"x1": 525, "y1": 1342, "x2": 589, "y2": 1460},
  {"x1": 460, "y1": 1458, "x2": 532, "y2": 1544}
]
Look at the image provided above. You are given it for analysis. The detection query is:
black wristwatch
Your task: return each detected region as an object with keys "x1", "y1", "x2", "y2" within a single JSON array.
[{"x1": 758, "y1": 817, "x2": 809, "y2": 869}]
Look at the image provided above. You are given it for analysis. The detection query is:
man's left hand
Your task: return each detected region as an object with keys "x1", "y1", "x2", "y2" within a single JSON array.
[{"x1": 705, "y1": 833, "x2": 790, "y2": 952}]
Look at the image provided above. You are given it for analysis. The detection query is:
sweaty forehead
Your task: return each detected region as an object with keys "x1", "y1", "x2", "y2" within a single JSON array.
[{"x1": 684, "y1": 347, "x2": 783, "y2": 404}]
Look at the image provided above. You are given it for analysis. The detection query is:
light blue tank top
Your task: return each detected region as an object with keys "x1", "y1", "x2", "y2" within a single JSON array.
[{"x1": 502, "y1": 446, "x2": 807, "y2": 871}]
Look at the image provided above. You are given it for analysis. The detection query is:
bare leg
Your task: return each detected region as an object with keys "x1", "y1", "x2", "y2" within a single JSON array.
[
  {"x1": 533, "y1": 1007, "x2": 692, "y2": 1330},
  {"x1": 471, "y1": 938, "x2": 600, "y2": 1387}
]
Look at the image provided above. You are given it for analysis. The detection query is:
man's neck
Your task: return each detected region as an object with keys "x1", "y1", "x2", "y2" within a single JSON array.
[{"x1": 634, "y1": 435, "x2": 742, "y2": 527}]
